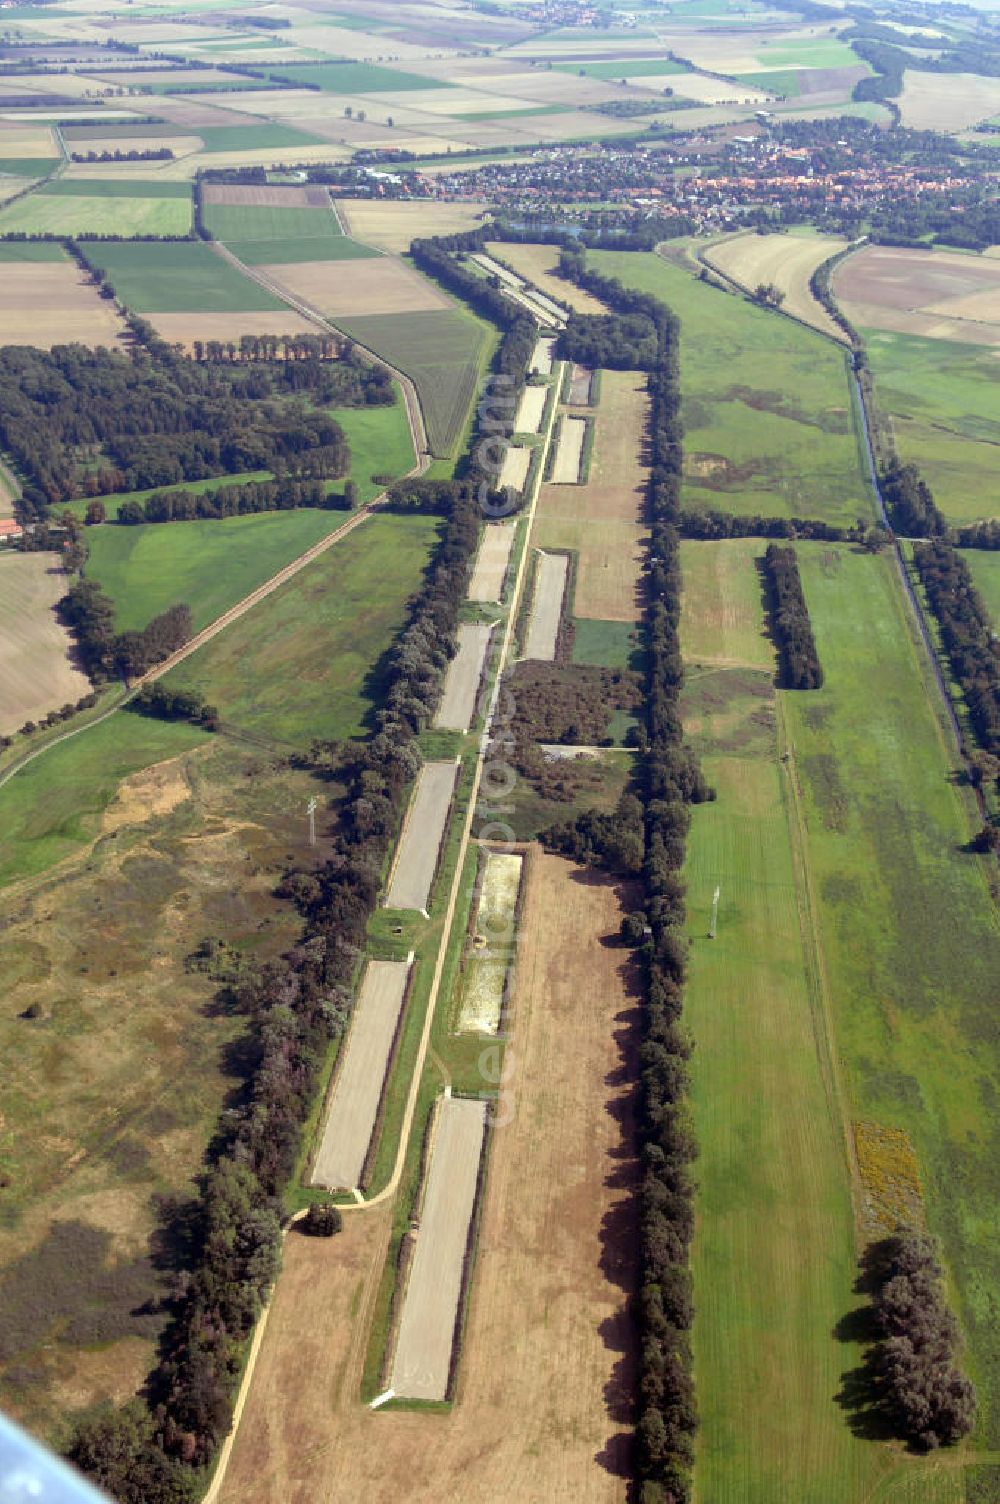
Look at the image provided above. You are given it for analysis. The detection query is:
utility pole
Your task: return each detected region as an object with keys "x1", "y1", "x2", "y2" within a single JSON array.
[{"x1": 307, "y1": 797, "x2": 317, "y2": 847}]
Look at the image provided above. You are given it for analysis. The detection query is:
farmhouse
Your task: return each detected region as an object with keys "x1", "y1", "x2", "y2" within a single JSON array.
[{"x1": 0, "y1": 518, "x2": 22, "y2": 544}]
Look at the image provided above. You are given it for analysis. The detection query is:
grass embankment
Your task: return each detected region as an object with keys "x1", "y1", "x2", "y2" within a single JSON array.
[
  {"x1": 862, "y1": 330, "x2": 1000, "y2": 525},
  {"x1": 163, "y1": 514, "x2": 439, "y2": 747},
  {"x1": 680, "y1": 538, "x2": 876, "y2": 1504},
  {"x1": 589, "y1": 249, "x2": 872, "y2": 525},
  {"x1": 788, "y1": 544, "x2": 1000, "y2": 1452}
]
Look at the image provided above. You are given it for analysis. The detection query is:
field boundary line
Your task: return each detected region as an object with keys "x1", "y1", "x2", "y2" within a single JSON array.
[{"x1": 775, "y1": 692, "x2": 865, "y2": 1230}]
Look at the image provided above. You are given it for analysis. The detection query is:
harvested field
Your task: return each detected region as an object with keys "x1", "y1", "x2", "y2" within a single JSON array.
[
  {"x1": 389, "y1": 1095, "x2": 488, "y2": 1401},
  {"x1": 468, "y1": 522, "x2": 515, "y2": 603},
  {"x1": 542, "y1": 372, "x2": 648, "y2": 523},
  {"x1": 383, "y1": 761, "x2": 459, "y2": 913},
  {"x1": 499, "y1": 443, "x2": 531, "y2": 494},
  {"x1": 832, "y1": 244, "x2": 1000, "y2": 346},
  {"x1": 433, "y1": 621, "x2": 493, "y2": 732},
  {"x1": 147, "y1": 308, "x2": 317, "y2": 349},
  {"x1": 202, "y1": 183, "x2": 330, "y2": 208},
  {"x1": 456, "y1": 851, "x2": 523, "y2": 1034},
  {"x1": 899, "y1": 69, "x2": 1000, "y2": 132},
  {"x1": 486, "y1": 242, "x2": 608, "y2": 315},
  {"x1": 66, "y1": 133, "x2": 203, "y2": 159},
  {"x1": 0, "y1": 553, "x2": 91, "y2": 734},
  {"x1": 310, "y1": 959, "x2": 411, "y2": 1193},
  {"x1": 515, "y1": 382, "x2": 547, "y2": 434},
  {"x1": 334, "y1": 199, "x2": 489, "y2": 254},
  {"x1": 532, "y1": 517, "x2": 646, "y2": 623},
  {"x1": 674, "y1": 71, "x2": 771, "y2": 104},
  {"x1": 531, "y1": 336, "x2": 555, "y2": 375},
  {"x1": 569, "y1": 365, "x2": 594, "y2": 405},
  {"x1": 551, "y1": 415, "x2": 587, "y2": 483},
  {"x1": 522, "y1": 551, "x2": 568, "y2": 662},
  {"x1": 0, "y1": 260, "x2": 126, "y2": 348},
  {"x1": 262, "y1": 257, "x2": 452, "y2": 318},
  {"x1": 701, "y1": 230, "x2": 849, "y2": 341}
]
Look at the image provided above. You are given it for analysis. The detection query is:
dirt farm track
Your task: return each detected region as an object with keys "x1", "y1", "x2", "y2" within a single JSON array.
[{"x1": 218, "y1": 852, "x2": 639, "y2": 1503}]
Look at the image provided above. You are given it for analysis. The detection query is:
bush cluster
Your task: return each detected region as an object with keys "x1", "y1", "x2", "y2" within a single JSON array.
[
  {"x1": 129, "y1": 684, "x2": 219, "y2": 730},
  {"x1": 58, "y1": 580, "x2": 192, "y2": 683},
  {"x1": 762, "y1": 542, "x2": 824, "y2": 690}
]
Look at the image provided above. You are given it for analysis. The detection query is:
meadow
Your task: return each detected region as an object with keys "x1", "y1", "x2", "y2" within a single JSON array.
[
  {"x1": 264, "y1": 62, "x2": 450, "y2": 93},
  {"x1": 589, "y1": 249, "x2": 873, "y2": 524},
  {"x1": 334, "y1": 307, "x2": 494, "y2": 458},
  {"x1": 203, "y1": 200, "x2": 377, "y2": 263},
  {"x1": 964, "y1": 550, "x2": 1000, "y2": 629},
  {"x1": 163, "y1": 513, "x2": 439, "y2": 747},
  {"x1": 84, "y1": 240, "x2": 286, "y2": 313},
  {"x1": 862, "y1": 330, "x2": 1000, "y2": 524},
  {"x1": 0, "y1": 193, "x2": 192, "y2": 237},
  {"x1": 788, "y1": 544, "x2": 1000, "y2": 1449}
]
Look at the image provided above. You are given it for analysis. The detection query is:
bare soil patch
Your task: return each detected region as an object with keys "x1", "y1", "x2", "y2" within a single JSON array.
[
  {"x1": 202, "y1": 184, "x2": 319, "y2": 208},
  {"x1": 468, "y1": 522, "x2": 515, "y2": 603},
  {"x1": 0, "y1": 553, "x2": 91, "y2": 734},
  {"x1": 488, "y1": 242, "x2": 608, "y2": 315},
  {"x1": 311, "y1": 959, "x2": 411, "y2": 1192},
  {"x1": 569, "y1": 365, "x2": 594, "y2": 404},
  {"x1": 0, "y1": 263, "x2": 126, "y2": 350},
  {"x1": 102, "y1": 757, "x2": 192, "y2": 835},
  {"x1": 832, "y1": 243, "x2": 1000, "y2": 345},
  {"x1": 434, "y1": 622, "x2": 493, "y2": 732},
  {"x1": 522, "y1": 551, "x2": 568, "y2": 662},
  {"x1": 383, "y1": 760, "x2": 458, "y2": 912},
  {"x1": 389, "y1": 1095, "x2": 488, "y2": 1400},
  {"x1": 262, "y1": 257, "x2": 452, "y2": 318}
]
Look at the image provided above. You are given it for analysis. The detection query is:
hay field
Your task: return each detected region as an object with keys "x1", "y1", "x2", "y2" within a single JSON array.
[
  {"x1": 0, "y1": 259, "x2": 126, "y2": 348},
  {"x1": 533, "y1": 516, "x2": 646, "y2": 623},
  {"x1": 899, "y1": 70, "x2": 1000, "y2": 131},
  {"x1": 679, "y1": 538, "x2": 775, "y2": 672},
  {"x1": 434, "y1": 621, "x2": 492, "y2": 733},
  {"x1": 0, "y1": 554, "x2": 91, "y2": 735},
  {"x1": 262, "y1": 256, "x2": 451, "y2": 317},
  {"x1": 486, "y1": 242, "x2": 608, "y2": 315},
  {"x1": 674, "y1": 71, "x2": 771, "y2": 103},
  {"x1": 832, "y1": 244, "x2": 1000, "y2": 347},
  {"x1": 335, "y1": 198, "x2": 489, "y2": 253},
  {"x1": 311, "y1": 959, "x2": 411, "y2": 1192},
  {"x1": 468, "y1": 522, "x2": 515, "y2": 603},
  {"x1": 219, "y1": 850, "x2": 639, "y2": 1502},
  {"x1": 522, "y1": 551, "x2": 568, "y2": 662},
  {"x1": 389, "y1": 1095, "x2": 488, "y2": 1401},
  {"x1": 383, "y1": 761, "x2": 459, "y2": 913},
  {"x1": 700, "y1": 230, "x2": 849, "y2": 341}
]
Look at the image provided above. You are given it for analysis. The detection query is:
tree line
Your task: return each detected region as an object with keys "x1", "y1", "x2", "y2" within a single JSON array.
[
  {"x1": 88, "y1": 476, "x2": 355, "y2": 526},
  {"x1": 58, "y1": 579, "x2": 193, "y2": 684},
  {"x1": 880, "y1": 460, "x2": 947, "y2": 538},
  {"x1": 762, "y1": 543, "x2": 824, "y2": 690},
  {"x1": 129, "y1": 683, "x2": 219, "y2": 730},
  {"x1": 912, "y1": 541, "x2": 1000, "y2": 759},
  {"x1": 66, "y1": 255, "x2": 530, "y2": 1503},
  {"x1": 2, "y1": 343, "x2": 364, "y2": 518}
]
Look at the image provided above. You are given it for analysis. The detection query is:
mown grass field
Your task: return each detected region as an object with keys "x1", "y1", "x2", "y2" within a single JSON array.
[
  {"x1": 863, "y1": 330, "x2": 1000, "y2": 525},
  {"x1": 84, "y1": 511, "x2": 347, "y2": 634},
  {"x1": 84, "y1": 240, "x2": 286, "y2": 313},
  {"x1": 0, "y1": 193, "x2": 192, "y2": 237},
  {"x1": 195, "y1": 123, "x2": 328, "y2": 153},
  {"x1": 787, "y1": 544, "x2": 1000, "y2": 1450},
  {"x1": 163, "y1": 513, "x2": 439, "y2": 747},
  {"x1": 964, "y1": 550, "x2": 1000, "y2": 629},
  {"x1": 589, "y1": 249, "x2": 872, "y2": 524},
  {"x1": 334, "y1": 306, "x2": 495, "y2": 459},
  {"x1": 202, "y1": 201, "x2": 341, "y2": 242}
]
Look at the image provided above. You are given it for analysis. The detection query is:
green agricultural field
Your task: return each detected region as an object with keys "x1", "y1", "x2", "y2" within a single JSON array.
[
  {"x1": 589, "y1": 249, "x2": 873, "y2": 524},
  {"x1": 787, "y1": 544, "x2": 1000, "y2": 1448},
  {"x1": 163, "y1": 513, "x2": 439, "y2": 747},
  {"x1": 194, "y1": 123, "x2": 328, "y2": 153},
  {"x1": 570, "y1": 617, "x2": 641, "y2": 669},
  {"x1": 66, "y1": 471, "x2": 271, "y2": 522},
  {"x1": 232, "y1": 234, "x2": 376, "y2": 265},
  {"x1": 84, "y1": 240, "x2": 286, "y2": 312},
  {"x1": 0, "y1": 158, "x2": 59, "y2": 176},
  {"x1": 0, "y1": 714, "x2": 207, "y2": 887},
  {"x1": 0, "y1": 193, "x2": 192, "y2": 237},
  {"x1": 334, "y1": 394, "x2": 416, "y2": 502},
  {"x1": 202, "y1": 202, "x2": 341, "y2": 242},
  {"x1": 964, "y1": 550, "x2": 1000, "y2": 629},
  {"x1": 756, "y1": 37, "x2": 862, "y2": 67},
  {"x1": 0, "y1": 240, "x2": 67, "y2": 262},
  {"x1": 334, "y1": 307, "x2": 494, "y2": 459},
  {"x1": 84, "y1": 510, "x2": 347, "y2": 635},
  {"x1": 864, "y1": 330, "x2": 1000, "y2": 524},
  {"x1": 741, "y1": 67, "x2": 802, "y2": 94},
  {"x1": 38, "y1": 179, "x2": 192, "y2": 199},
  {"x1": 265, "y1": 61, "x2": 451, "y2": 92},
  {"x1": 553, "y1": 57, "x2": 689, "y2": 78}
]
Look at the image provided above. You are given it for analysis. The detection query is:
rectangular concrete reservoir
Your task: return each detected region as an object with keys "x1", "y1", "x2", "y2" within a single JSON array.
[
  {"x1": 522, "y1": 551, "x2": 568, "y2": 662},
  {"x1": 383, "y1": 760, "x2": 459, "y2": 913},
  {"x1": 310, "y1": 957, "x2": 411, "y2": 1192},
  {"x1": 433, "y1": 621, "x2": 492, "y2": 732},
  {"x1": 531, "y1": 336, "x2": 555, "y2": 375},
  {"x1": 514, "y1": 382, "x2": 546, "y2": 434},
  {"x1": 390, "y1": 1094, "x2": 488, "y2": 1401},
  {"x1": 498, "y1": 443, "x2": 531, "y2": 494},
  {"x1": 468, "y1": 522, "x2": 515, "y2": 603},
  {"x1": 550, "y1": 414, "x2": 587, "y2": 483}
]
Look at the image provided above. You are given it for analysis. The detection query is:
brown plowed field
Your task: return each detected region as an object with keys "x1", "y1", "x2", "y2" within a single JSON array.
[
  {"x1": 832, "y1": 243, "x2": 1000, "y2": 346},
  {"x1": 261, "y1": 257, "x2": 452, "y2": 317},
  {"x1": 0, "y1": 263, "x2": 126, "y2": 349},
  {"x1": 218, "y1": 852, "x2": 639, "y2": 1504},
  {"x1": 148, "y1": 309, "x2": 317, "y2": 350},
  {"x1": 201, "y1": 184, "x2": 326, "y2": 208}
]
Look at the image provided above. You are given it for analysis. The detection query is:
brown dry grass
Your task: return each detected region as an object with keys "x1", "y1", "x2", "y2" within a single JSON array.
[
  {"x1": 898, "y1": 69, "x2": 1000, "y2": 131},
  {"x1": 260, "y1": 257, "x2": 450, "y2": 317},
  {"x1": 220, "y1": 852, "x2": 638, "y2": 1503},
  {"x1": 148, "y1": 309, "x2": 317, "y2": 349},
  {"x1": 700, "y1": 231, "x2": 849, "y2": 341},
  {"x1": 488, "y1": 242, "x2": 609, "y2": 314},
  {"x1": 0, "y1": 263, "x2": 126, "y2": 350},
  {"x1": 102, "y1": 756, "x2": 192, "y2": 835},
  {"x1": 335, "y1": 198, "x2": 490, "y2": 253},
  {"x1": 0, "y1": 554, "x2": 91, "y2": 733}
]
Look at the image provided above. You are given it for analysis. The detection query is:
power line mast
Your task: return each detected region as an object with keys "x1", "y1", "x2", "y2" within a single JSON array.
[{"x1": 307, "y1": 797, "x2": 317, "y2": 847}]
